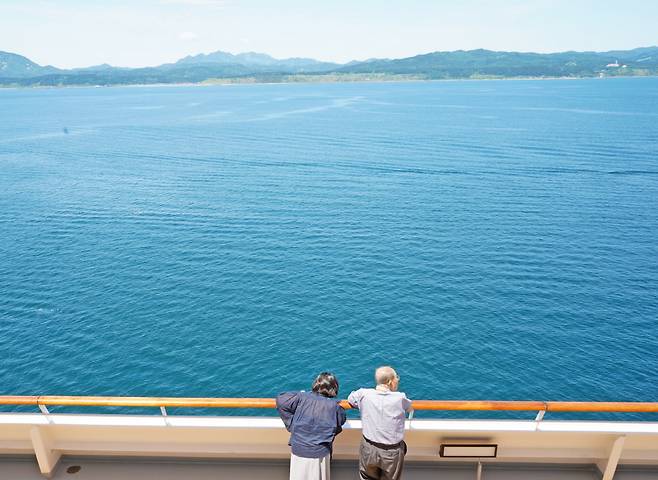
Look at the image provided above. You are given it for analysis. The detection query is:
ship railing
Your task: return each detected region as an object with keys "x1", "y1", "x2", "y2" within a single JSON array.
[
  {"x1": 3, "y1": 396, "x2": 657, "y2": 480},
  {"x1": 1, "y1": 396, "x2": 658, "y2": 424}
]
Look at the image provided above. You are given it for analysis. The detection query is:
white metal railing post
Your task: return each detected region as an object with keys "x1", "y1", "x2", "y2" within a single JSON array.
[
  {"x1": 534, "y1": 402, "x2": 547, "y2": 430},
  {"x1": 160, "y1": 406, "x2": 171, "y2": 426},
  {"x1": 406, "y1": 408, "x2": 414, "y2": 431},
  {"x1": 38, "y1": 404, "x2": 55, "y2": 425}
]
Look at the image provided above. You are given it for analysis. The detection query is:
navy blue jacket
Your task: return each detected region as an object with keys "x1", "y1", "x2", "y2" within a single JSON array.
[{"x1": 276, "y1": 391, "x2": 347, "y2": 458}]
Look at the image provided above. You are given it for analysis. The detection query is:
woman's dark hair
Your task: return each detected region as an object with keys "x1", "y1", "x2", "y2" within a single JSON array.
[{"x1": 312, "y1": 372, "x2": 339, "y2": 398}]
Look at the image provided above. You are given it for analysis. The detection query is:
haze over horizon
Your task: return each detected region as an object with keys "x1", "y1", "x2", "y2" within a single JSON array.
[{"x1": 2, "y1": 0, "x2": 658, "y2": 69}]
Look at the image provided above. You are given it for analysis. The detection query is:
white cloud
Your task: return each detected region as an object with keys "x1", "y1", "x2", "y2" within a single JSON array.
[{"x1": 179, "y1": 31, "x2": 199, "y2": 41}]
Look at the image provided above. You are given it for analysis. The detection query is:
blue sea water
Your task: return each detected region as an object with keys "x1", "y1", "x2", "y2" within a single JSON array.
[{"x1": 0, "y1": 78, "x2": 657, "y2": 418}]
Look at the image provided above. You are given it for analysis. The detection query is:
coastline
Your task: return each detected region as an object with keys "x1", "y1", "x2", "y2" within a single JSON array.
[{"x1": 1, "y1": 73, "x2": 656, "y2": 91}]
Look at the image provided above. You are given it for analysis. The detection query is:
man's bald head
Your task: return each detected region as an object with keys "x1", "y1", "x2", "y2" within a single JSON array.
[{"x1": 375, "y1": 366, "x2": 399, "y2": 388}]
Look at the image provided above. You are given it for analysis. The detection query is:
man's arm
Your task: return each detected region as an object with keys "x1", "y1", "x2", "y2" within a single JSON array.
[
  {"x1": 347, "y1": 389, "x2": 363, "y2": 409},
  {"x1": 275, "y1": 391, "x2": 300, "y2": 432},
  {"x1": 401, "y1": 394, "x2": 413, "y2": 413}
]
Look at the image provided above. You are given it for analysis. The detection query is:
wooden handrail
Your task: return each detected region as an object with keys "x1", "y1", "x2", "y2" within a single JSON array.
[
  {"x1": 546, "y1": 401, "x2": 658, "y2": 413},
  {"x1": 0, "y1": 396, "x2": 40, "y2": 406},
  {"x1": 0, "y1": 396, "x2": 657, "y2": 413},
  {"x1": 409, "y1": 400, "x2": 547, "y2": 411}
]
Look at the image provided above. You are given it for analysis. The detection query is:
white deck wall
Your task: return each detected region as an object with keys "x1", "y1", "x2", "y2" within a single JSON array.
[{"x1": 1, "y1": 413, "x2": 658, "y2": 477}]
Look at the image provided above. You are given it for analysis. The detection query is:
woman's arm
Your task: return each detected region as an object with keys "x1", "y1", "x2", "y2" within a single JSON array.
[
  {"x1": 335, "y1": 405, "x2": 347, "y2": 435},
  {"x1": 338, "y1": 406, "x2": 347, "y2": 426},
  {"x1": 275, "y1": 391, "x2": 300, "y2": 432}
]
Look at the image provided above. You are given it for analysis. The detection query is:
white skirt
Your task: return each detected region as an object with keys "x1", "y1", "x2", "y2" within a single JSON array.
[{"x1": 289, "y1": 452, "x2": 330, "y2": 480}]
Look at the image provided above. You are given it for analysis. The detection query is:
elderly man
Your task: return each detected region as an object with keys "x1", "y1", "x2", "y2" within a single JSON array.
[{"x1": 348, "y1": 366, "x2": 412, "y2": 480}]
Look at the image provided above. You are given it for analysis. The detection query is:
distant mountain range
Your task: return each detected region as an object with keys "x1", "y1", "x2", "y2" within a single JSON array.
[
  {"x1": 173, "y1": 51, "x2": 340, "y2": 72},
  {"x1": 1, "y1": 47, "x2": 657, "y2": 86}
]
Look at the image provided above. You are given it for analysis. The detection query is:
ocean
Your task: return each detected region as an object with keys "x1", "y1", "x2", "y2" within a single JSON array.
[{"x1": 1, "y1": 78, "x2": 657, "y2": 418}]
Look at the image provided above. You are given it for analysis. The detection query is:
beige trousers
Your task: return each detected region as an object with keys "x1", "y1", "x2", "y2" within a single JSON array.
[
  {"x1": 289, "y1": 453, "x2": 330, "y2": 480},
  {"x1": 358, "y1": 438, "x2": 406, "y2": 480}
]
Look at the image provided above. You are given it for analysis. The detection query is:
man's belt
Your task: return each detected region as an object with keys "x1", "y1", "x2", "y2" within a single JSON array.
[{"x1": 363, "y1": 436, "x2": 404, "y2": 450}]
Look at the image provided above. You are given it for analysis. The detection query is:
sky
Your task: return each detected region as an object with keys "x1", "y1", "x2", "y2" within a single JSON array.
[{"x1": 1, "y1": 0, "x2": 657, "y2": 69}]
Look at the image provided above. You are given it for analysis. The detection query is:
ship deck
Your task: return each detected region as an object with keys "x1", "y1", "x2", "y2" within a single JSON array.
[{"x1": 2, "y1": 456, "x2": 658, "y2": 480}]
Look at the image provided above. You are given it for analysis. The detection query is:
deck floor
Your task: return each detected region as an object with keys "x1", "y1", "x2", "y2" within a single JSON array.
[{"x1": 2, "y1": 456, "x2": 656, "y2": 480}]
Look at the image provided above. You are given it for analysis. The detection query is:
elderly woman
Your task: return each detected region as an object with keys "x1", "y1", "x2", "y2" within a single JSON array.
[{"x1": 276, "y1": 372, "x2": 347, "y2": 480}]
